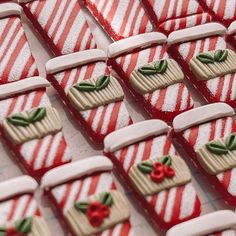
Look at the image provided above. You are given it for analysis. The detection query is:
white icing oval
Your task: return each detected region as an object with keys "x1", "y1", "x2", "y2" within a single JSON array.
[{"x1": 0, "y1": 3, "x2": 22, "y2": 19}]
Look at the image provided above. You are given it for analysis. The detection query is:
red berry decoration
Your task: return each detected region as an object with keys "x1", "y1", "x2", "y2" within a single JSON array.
[
  {"x1": 153, "y1": 162, "x2": 164, "y2": 171},
  {"x1": 100, "y1": 204, "x2": 110, "y2": 218},
  {"x1": 86, "y1": 202, "x2": 103, "y2": 217},
  {"x1": 164, "y1": 166, "x2": 175, "y2": 178},
  {"x1": 88, "y1": 211, "x2": 104, "y2": 227},
  {"x1": 150, "y1": 169, "x2": 164, "y2": 182}
]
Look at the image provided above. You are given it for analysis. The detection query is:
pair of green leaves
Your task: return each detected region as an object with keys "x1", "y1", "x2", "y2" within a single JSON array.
[
  {"x1": 137, "y1": 156, "x2": 173, "y2": 174},
  {"x1": 74, "y1": 192, "x2": 113, "y2": 213},
  {"x1": 138, "y1": 59, "x2": 168, "y2": 76},
  {"x1": 206, "y1": 134, "x2": 236, "y2": 155},
  {"x1": 197, "y1": 49, "x2": 228, "y2": 64},
  {"x1": 7, "y1": 107, "x2": 46, "y2": 127},
  {"x1": 74, "y1": 75, "x2": 110, "y2": 92},
  {"x1": 0, "y1": 217, "x2": 32, "y2": 236}
]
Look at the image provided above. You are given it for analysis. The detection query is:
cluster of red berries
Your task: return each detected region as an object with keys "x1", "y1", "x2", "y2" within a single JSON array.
[
  {"x1": 86, "y1": 201, "x2": 110, "y2": 227},
  {"x1": 150, "y1": 162, "x2": 175, "y2": 182}
]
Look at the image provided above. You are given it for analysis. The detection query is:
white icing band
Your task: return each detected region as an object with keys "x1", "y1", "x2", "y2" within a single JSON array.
[
  {"x1": 41, "y1": 156, "x2": 113, "y2": 189},
  {"x1": 0, "y1": 3, "x2": 22, "y2": 19},
  {"x1": 46, "y1": 49, "x2": 106, "y2": 74},
  {"x1": 173, "y1": 103, "x2": 234, "y2": 132},
  {"x1": 166, "y1": 210, "x2": 236, "y2": 236},
  {"x1": 0, "y1": 77, "x2": 50, "y2": 99},
  {"x1": 104, "y1": 119, "x2": 169, "y2": 152},
  {"x1": 0, "y1": 175, "x2": 38, "y2": 202},
  {"x1": 108, "y1": 32, "x2": 167, "y2": 58},
  {"x1": 228, "y1": 21, "x2": 236, "y2": 35},
  {"x1": 167, "y1": 23, "x2": 227, "y2": 46}
]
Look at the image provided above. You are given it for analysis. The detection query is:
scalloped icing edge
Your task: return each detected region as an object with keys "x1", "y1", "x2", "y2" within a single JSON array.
[
  {"x1": 173, "y1": 103, "x2": 234, "y2": 132},
  {"x1": 228, "y1": 21, "x2": 236, "y2": 35},
  {"x1": 166, "y1": 210, "x2": 236, "y2": 236},
  {"x1": 108, "y1": 32, "x2": 167, "y2": 58},
  {"x1": 104, "y1": 119, "x2": 169, "y2": 153},
  {"x1": 0, "y1": 77, "x2": 50, "y2": 100},
  {"x1": 167, "y1": 23, "x2": 227, "y2": 46},
  {"x1": 0, "y1": 175, "x2": 38, "y2": 202},
  {"x1": 46, "y1": 49, "x2": 106, "y2": 75},
  {"x1": 41, "y1": 156, "x2": 113, "y2": 189},
  {"x1": 0, "y1": 2, "x2": 22, "y2": 19}
]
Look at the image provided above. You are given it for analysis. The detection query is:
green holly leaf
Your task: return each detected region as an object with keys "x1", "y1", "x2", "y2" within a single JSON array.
[
  {"x1": 7, "y1": 114, "x2": 29, "y2": 127},
  {"x1": 15, "y1": 217, "x2": 32, "y2": 234},
  {"x1": 154, "y1": 59, "x2": 168, "y2": 74},
  {"x1": 214, "y1": 49, "x2": 228, "y2": 62},
  {"x1": 74, "y1": 201, "x2": 89, "y2": 213},
  {"x1": 161, "y1": 156, "x2": 173, "y2": 166},
  {"x1": 28, "y1": 107, "x2": 46, "y2": 123},
  {"x1": 96, "y1": 75, "x2": 110, "y2": 91},
  {"x1": 100, "y1": 192, "x2": 113, "y2": 206},
  {"x1": 206, "y1": 141, "x2": 228, "y2": 155},
  {"x1": 137, "y1": 162, "x2": 153, "y2": 174},
  {"x1": 138, "y1": 64, "x2": 157, "y2": 75},
  {"x1": 225, "y1": 134, "x2": 236, "y2": 151},
  {"x1": 197, "y1": 53, "x2": 214, "y2": 64},
  {"x1": 74, "y1": 81, "x2": 96, "y2": 92}
]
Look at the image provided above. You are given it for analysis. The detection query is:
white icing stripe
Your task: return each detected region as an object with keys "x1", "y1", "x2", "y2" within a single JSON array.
[
  {"x1": 167, "y1": 23, "x2": 227, "y2": 45},
  {"x1": 173, "y1": 103, "x2": 234, "y2": 132},
  {"x1": 166, "y1": 210, "x2": 236, "y2": 236},
  {"x1": 41, "y1": 156, "x2": 113, "y2": 189},
  {"x1": 228, "y1": 21, "x2": 236, "y2": 35},
  {"x1": 46, "y1": 49, "x2": 106, "y2": 74},
  {"x1": 0, "y1": 3, "x2": 22, "y2": 19},
  {"x1": 0, "y1": 77, "x2": 50, "y2": 99},
  {"x1": 108, "y1": 32, "x2": 167, "y2": 58},
  {"x1": 0, "y1": 176, "x2": 38, "y2": 201},
  {"x1": 104, "y1": 120, "x2": 169, "y2": 152}
]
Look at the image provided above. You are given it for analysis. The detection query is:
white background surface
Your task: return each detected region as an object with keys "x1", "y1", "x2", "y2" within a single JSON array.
[{"x1": 0, "y1": 2, "x2": 234, "y2": 235}]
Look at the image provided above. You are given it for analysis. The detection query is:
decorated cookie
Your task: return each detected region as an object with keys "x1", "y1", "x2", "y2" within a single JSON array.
[
  {"x1": 46, "y1": 49, "x2": 132, "y2": 143},
  {"x1": 82, "y1": 0, "x2": 153, "y2": 41},
  {"x1": 200, "y1": 0, "x2": 236, "y2": 26},
  {"x1": 18, "y1": 0, "x2": 96, "y2": 56},
  {"x1": 0, "y1": 175, "x2": 51, "y2": 235},
  {"x1": 172, "y1": 103, "x2": 236, "y2": 205},
  {"x1": 108, "y1": 32, "x2": 194, "y2": 122},
  {"x1": 167, "y1": 210, "x2": 236, "y2": 236},
  {"x1": 104, "y1": 120, "x2": 201, "y2": 229},
  {"x1": 168, "y1": 23, "x2": 236, "y2": 107},
  {"x1": 0, "y1": 77, "x2": 72, "y2": 179},
  {"x1": 41, "y1": 156, "x2": 134, "y2": 236},
  {"x1": 141, "y1": 0, "x2": 212, "y2": 34},
  {"x1": 228, "y1": 21, "x2": 236, "y2": 50},
  {"x1": 0, "y1": 3, "x2": 38, "y2": 84}
]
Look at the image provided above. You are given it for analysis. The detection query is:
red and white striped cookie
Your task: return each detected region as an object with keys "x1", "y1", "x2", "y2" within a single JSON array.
[
  {"x1": 41, "y1": 156, "x2": 134, "y2": 236},
  {"x1": 200, "y1": 0, "x2": 236, "y2": 26},
  {"x1": 142, "y1": 0, "x2": 212, "y2": 34},
  {"x1": 168, "y1": 23, "x2": 236, "y2": 107},
  {"x1": 46, "y1": 49, "x2": 132, "y2": 143},
  {"x1": 0, "y1": 175, "x2": 51, "y2": 235},
  {"x1": 173, "y1": 103, "x2": 236, "y2": 205},
  {"x1": 18, "y1": 0, "x2": 96, "y2": 56},
  {"x1": 167, "y1": 210, "x2": 236, "y2": 236},
  {"x1": 104, "y1": 120, "x2": 201, "y2": 230},
  {"x1": 82, "y1": 0, "x2": 153, "y2": 41},
  {"x1": 108, "y1": 32, "x2": 194, "y2": 122},
  {"x1": 0, "y1": 3, "x2": 38, "y2": 84},
  {"x1": 0, "y1": 77, "x2": 72, "y2": 179},
  {"x1": 228, "y1": 21, "x2": 236, "y2": 50}
]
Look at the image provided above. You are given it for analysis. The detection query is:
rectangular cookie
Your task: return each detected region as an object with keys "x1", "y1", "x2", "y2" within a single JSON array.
[
  {"x1": 104, "y1": 119, "x2": 201, "y2": 229},
  {"x1": 0, "y1": 176, "x2": 51, "y2": 236},
  {"x1": 172, "y1": 102, "x2": 236, "y2": 205},
  {"x1": 0, "y1": 77, "x2": 72, "y2": 179},
  {"x1": 142, "y1": 0, "x2": 212, "y2": 34},
  {"x1": 46, "y1": 49, "x2": 132, "y2": 143},
  {"x1": 41, "y1": 156, "x2": 134, "y2": 236},
  {"x1": 0, "y1": 3, "x2": 39, "y2": 84},
  {"x1": 108, "y1": 32, "x2": 193, "y2": 122},
  {"x1": 19, "y1": 0, "x2": 97, "y2": 55},
  {"x1": 168, "y1": 23, "x2": 236, "y2": 108}
]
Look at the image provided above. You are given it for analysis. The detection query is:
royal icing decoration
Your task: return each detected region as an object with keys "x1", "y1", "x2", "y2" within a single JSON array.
[
  {"x1": 196, "y1": 133, "x2": 236, "y2": 175},
  {"x1": 68, "y1": 75, "x2": 124, "y2": 111},
  {"x1": 130, "y1": 59, "x2": 184, "y2": 94},
  {"x1": 129, "y1": 155, "x2": 191, "y2": 196},
  {"x1": 2, "y1": 107, "x2": 62, "y2": 145},
  {"x1": 67, "y1": 190, "x2": 129, "y2": 235},
  {"x1": 190, "y1": 49, "x2": 236, "y2": 80}
]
